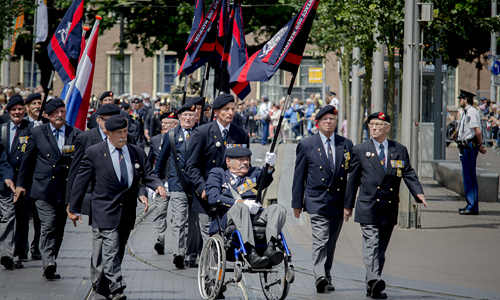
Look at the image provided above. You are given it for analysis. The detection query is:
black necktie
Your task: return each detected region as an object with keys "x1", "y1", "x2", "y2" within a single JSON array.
[
  {"x1": 11, "y1": 126, "x2": 18, "y2": 150},
  {"x1": 327, "y1": 138, "x2": 334, "y2": 171},
  {"x1": 53, "y1": 129, "x2": 60, "y2": 143},
  {"x1": 222, "y1": 129, "x2": 228, "y2": 145},
  {"x1": 118, "y1": 148, "x2": 129, "y2": 188},
  {"x1": 379, "y1": 144, "x2": 386, "y2": 172}
]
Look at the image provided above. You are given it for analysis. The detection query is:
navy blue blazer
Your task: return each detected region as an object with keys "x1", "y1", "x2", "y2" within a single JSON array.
[
  {"x1": 186, "y1": 121, "x2": 249, "y2": 213},
  {"x1": 292, "y1": 133, "x2": 354, "y2": 216},
  {"x1": 147, "y1": 132, "x2": 164, "y2": 167},
  {"x1": 0, "y1": 144, "x2": 14, "y2": 195},
  {"x1": 155, "y1": 125, "x2": 195, "y2": 193},
  {"x1": 0, "y1": 119, "x2": 31, "y2": 188},
  {"x1": 206, "y1": 167, "x2": 274, "y2": 235},
  {"x1": 345, "y1": 139, "x2": 424, "y2": 225},
  {"x1": 69, "y1": 142, "x2": 163, "y2": 229},
  {"x1": 17, "y1": 122, "x2": 81, "y2": 203}
]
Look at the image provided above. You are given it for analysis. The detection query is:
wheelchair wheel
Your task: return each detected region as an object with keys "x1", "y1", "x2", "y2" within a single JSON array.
[
  {"x1": 259, "y1": 255, "x2": 291, "y2": 300},
  {"x1": 198, "y1": 234, "x2": 226, "y2": 300}
]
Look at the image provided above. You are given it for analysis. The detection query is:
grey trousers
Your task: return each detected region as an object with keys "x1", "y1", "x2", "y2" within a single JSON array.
[
  {"x1": 198, "y1": 212, "x2": 210, "y2": 245},
  {"x1": 361, "y1": 224, "x2": 394, "y2": 289},
  {"x1": 35, "y1": 200, "x2": 67, "y2": 267},
  {"x1": 0, "y1": 192, "x2": 16, "y2": 258},
  {"x1": 310, "y1": 214, "x2": 343, "y2": 282},
  {"x1": 227, "y1": 203, "x2": 287, "y2": 246},
  {"x1": 169, "y1": 191, "x2": 199, "y2": 261},
  {"x1": 152, "y1": 194, "x2": 169, "y2": 244},
  {"x1": 91, "y1": 227, "x2": 128, "y2": 294}
]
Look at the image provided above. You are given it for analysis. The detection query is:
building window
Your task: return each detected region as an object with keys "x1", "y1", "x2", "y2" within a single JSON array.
[
  {"x1": 447, "y1": 67, "x2": 456, "y2": 107},
  {"x1": 156, "y1": 55, "x2": 176, "y2": 94},
  {"x1": 110, "y1": 55, "x2": 131, "y2": 94},
  {"x1": 260, "y1": 70, "x2": 283, "y2": 103},
  {"x1": 23, "y1": 60, "x2": 41, "y2": 88}
]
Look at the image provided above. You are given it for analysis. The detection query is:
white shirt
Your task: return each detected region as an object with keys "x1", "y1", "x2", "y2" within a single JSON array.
[
  {"x1": 458, "y1": 105, "x2": 480, "y2": 141},
  {"x1": 319, "y1": 131, "x2": 335, "y2": 165},
  {"x1": 217, "y1": 120, "x2": 230, "y2": 138},
  {"x1": 107, "y1": 140, "x2": 133, "y2": 188},
  {"x1": 372, "y1": 138, "x2": 388, "y2": 169},
  {"x1": 49, "y1": 123, "x2": 65, "y2": 152},
  {"x1": 257, "y1": 102, "x2": 271, "y2": 118},
  {"x1": 182, "y1": 127, "x2": 192, "y2": 140},
  {"x1": 331, "y1": 97, "x2": 339, "y2": 108}
]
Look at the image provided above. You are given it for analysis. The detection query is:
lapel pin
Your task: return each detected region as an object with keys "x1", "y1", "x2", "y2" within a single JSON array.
[
  {"x1": 104, "y1": 153, "x2": 106, "y2": 157},
  {"x1": 134, "y1": 163, "x2": 140, "y2": 169},
  {"x1": 371, "y1": 153, "x2": 375, "y2": 157},
  {"x1": 178, "y1": 137, "x2": 183, "y2": 142},
  {"x1": 216, "y1": 141, "x2": 221, "y2": 147},
  {"x1": 230, "y1": 179, "x2": 236, "y2": 185},
  {"x1": 366, "y1": 151, "x2": 371, "y2": 157}
]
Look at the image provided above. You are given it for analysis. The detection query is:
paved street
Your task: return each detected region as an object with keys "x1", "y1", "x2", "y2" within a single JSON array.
[{"x1": 1, "y1": 143, "x2": 499, "y2": 299}]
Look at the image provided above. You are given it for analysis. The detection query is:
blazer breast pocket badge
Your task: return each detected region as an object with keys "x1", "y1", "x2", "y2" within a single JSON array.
[
  {"x1": 343, "y1": 152, "x2": 350, "y2": 170},
  {"x1": 62, "y1": 145, "x2": 75, "y2": 154},
  {"x1": 19, "y1": 136, "x2": 29, "y2": 152},
  {"x1": 391, "y1": 160, "x2": 404, "y2": 177}
]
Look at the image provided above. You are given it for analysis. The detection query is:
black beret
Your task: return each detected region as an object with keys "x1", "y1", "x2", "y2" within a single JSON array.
[
  {"x1": 329, "y1": 91, "x2": 336, "y2": 96},
  {"x1": 367, "y1": 111, "x2": 391, "y2": 124},
  {"x1": 96, "y1": 104, "x2": 121, "y2": 116},
  {"x1": 315, "y1": 105, "x2": 337, "y2": 120},
  {"x1": 25, "y1": 93, "x2": 42, "y2": 104},
  {"x1": 187, "y1": 97, "x2": 204, "y2": 106},
  {"x1": 213, "y1": 94, "x2": 234, "y2": 110},
  {"x1": 177, "y1": 102, "x2": 197, "y2": 115},
  {"x1": 225, "y1": 146, "x2": 252, "y2": 158},
  {"x1": 205, "y1": 105, "x2": 211, "y2": 111},
  {"x1": 6, "y1": 94, "x2": 24, "y2": 111},
  {"x1": 458, "y1": 89, "x2": 475, "y2": 100},
  {"x1": 120, "y1": 102, "x2": 130, "y2": 109},
  {"x1": 160, "y1": 111, "x2": 178, "y2": 120},
  {"x1": 100, "y1": 91, "x2": 113, "y2": 101},
  {"x1": 44, "y1": 98, "x2": 65, "y2": 114},
  {"x1": 105, "y1": 115, "x2": 128, "y2": 131}
]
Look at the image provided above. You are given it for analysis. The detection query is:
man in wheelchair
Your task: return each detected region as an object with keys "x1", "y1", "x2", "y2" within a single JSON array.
[{"x1": 205, "y1": 146, "x2": 287, "y2": 269}]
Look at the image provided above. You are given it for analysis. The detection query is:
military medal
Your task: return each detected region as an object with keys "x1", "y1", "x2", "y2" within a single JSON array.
[
  {"x1": 21, "y1": 144, "x2": 26, "y2": 152},
  {"x1": 237, "y1": 177, "x2": 257, "y2": 194},
  {"x1": 391, "y1": 160, "x2": 404, "y2": 177},
  {"x1": 62, "y1": 145, "x2": 75, "y2": 153},
  {"x1": 366, "y1": 151, "x2": 371, "y2": 157},
  {"x1": 397, "y1": 168, "x2": 402, "y2": 177},
  {"x1": 344, "y1": 152, "x2": 350, "y2": 169}
]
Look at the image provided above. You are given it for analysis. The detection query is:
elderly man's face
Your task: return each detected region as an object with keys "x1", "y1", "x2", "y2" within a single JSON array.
[
  {"x1": 48, "y1": 107, "x2": 67, "y2": 129},
  {"x1": 226, "y1": 156, "x2": 251, "y2": 177}
]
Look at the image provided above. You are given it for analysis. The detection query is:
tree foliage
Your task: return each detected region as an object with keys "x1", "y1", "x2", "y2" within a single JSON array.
[{"x1": 0, "y1": 0, "x2": 36, "y2": 59}]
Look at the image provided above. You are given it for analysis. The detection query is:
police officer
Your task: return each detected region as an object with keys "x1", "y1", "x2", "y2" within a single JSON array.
[
  {"x1": 15, "y1": 98, "x2": 82, "y2": 280},
  {"x1": 206, "y1": 146, "x2": 282, "y2": 269},
  {"x1": 344, "y1": 112, "x2": 427, "y2": 299},
  {"x1": 0, "y1": 95, "x2": 29, "y2": 269},
  {"x1": 148, "y1": 111, "x2": 178, "y2": 256},
  {"x1": 155, "y1": 104, "x2": 199, "y2": 268},
  {"x1": 186, "y1": 94, "x2": 250, "y2": 244},
  {"x1": 88, "y1": 91, "x2": 115, "y2": 129},
  {"x1": 291, "y1": 105, "x2": 353, "y2": 293},
  {"x1": 453, "y1": 90, "x2": 487, "y2": 215},
  {"x1": 68, "y1": 115, "x2": 165, "y2": 300}
]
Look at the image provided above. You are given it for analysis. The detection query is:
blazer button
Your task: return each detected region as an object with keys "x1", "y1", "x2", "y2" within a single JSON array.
[
  {"x1": 67, "y1": 166, "x2": 69, "y2": 169},
  {"x1": 213, "y1": 160, "x2": 216, "y2": 164},
  {"x1": 337, "y1": 188, "x2": 340, "y2": 191},
  {"x1": 120, "y1": 203, "x2": 122, "y2": 206},
  {"x1": 47, "y1": 154, "x2": 50, "y2": 157},
  {"x1": 177, "y1": 157, "x2": 179, "y2": 160},
  {"x1": 71, "y1": 156, "x2": 73, "y2": 158},
  {"x1": 340, "y1": 177, "x2": 343, "y2": 180},
  {"x1": 181, "y1": 169, "x2": 184, "y2": 172},
  {"x1": 389, "y1": 201, "x2": 392, "y2": 203},
  {"x1": 322, "y1": 178, "x2": 325, "y2": 181},
  {"x1": 53, "y1": 165, "x2": 56, "y2": 168},
  {"x1": 327, "y1": 189, "x2": 329, "y2": 192},
  {"x1": 66, "y1": 178, "x2": 68, "y2": 181},
  {"x1": 341, "y1": 164, "x2": 344, "y2": 168},
  {"x1": 376, "y1": 199, "x2": 380, "y2": 202},
  {"x1": 52, "y1": 176, "x2": 55, "y2": 179},
  {"x1": 16, "y1": 168, "x2": 18, "y2": 171},
  {"x1": 17, "y1": 157, "x2": 19, "y2": 160},
  {"x1": 377, "y1": 186, "x2": 380, "y2": 189},
  {"x1": 390, "y1": 188, "x2": 393, "y2": 191},
  {"x1": 319, "y1": 166, "x2": 322, "y2": 170}
]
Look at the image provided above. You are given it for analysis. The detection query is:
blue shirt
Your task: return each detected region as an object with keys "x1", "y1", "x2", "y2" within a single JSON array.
[
  {"x1": 49, "y1": 123, "x2": 66, "y2": 152},
  {"x1": 107, "y1": 140, "x2": 133, "y2": 188},
  {"x1": 98, "y1": 127, "x2": 107, "y2": 141}
]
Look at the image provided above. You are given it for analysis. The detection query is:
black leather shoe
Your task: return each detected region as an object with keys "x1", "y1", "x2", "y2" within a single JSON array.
[
  {"x1": 43, "y1": 263, "x2": 57, "y2": 279},
  {"x1": 186, "y1": 261, "x2": 198, "y2": 268},
  {"x1": 315, "y1": 276, "x2": 328, "y2": 293},
  {"x1": 173, "y1": 255, "x2": 185, "y2": 269},
  {"x1": 1, "y1": 255, "x2": 14, "y2": 270},
  {"x1": 458, "y1": 207, "x2": 467, "y2": 212},
  {"x1": 154, "y1": 241, "x2": 165, "y2": 255},
  {"x1": 371, "y1": 292, "x2": 388, "y2": 299},
  {"x1": 263, "y1": 241, "x2": 284, "y2": 266},
  {"x1": 371, "y1": 279, "x2": 386, "y2": 297},
  {"x1": 325, "y1": 284, "x2": 335, "y2": 291},
  {"x1": 14, "y1": 260, "x2": 24, "y2": 269},
  {"x1": 459, "y1": 209, "x2": 478, "y2": 215},
  {"x1": 31, "y1": 251, "x2": 42, "y2": 260},
  {"x1": 110, "y1": 292, "x2": 127, "y2": 300},
  {"x1": 94, "y1": 288, "x2": 112, "y2": 300},
  {"x1": 247, "y1": 248, "x2": 269, "y2": 269}
]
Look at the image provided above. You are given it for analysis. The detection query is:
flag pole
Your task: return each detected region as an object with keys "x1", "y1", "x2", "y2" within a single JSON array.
[
  {"x1": 63, "y1": 16, "x2": 101, "y2": 104},
  {"x1": 182, "y1": 71, "x2": 188, "y2": 105},
  {"x1": 198, "y1": 61, "x2": 211, "y2": 124},
  {"x1": 30, "y1": 0, "x2": 38, "y2": 90},
  {"x1": 255, "y1": 73, "x2": 296, "y2": 204}
]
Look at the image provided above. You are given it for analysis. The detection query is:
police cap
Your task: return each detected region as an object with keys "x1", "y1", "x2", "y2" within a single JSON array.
[
  {"x1": 44, "y1": 98, "x2": 65, "y2": 114},
  {"x1": 25, "y1": 93, "x2": 42, "y2": 104},
  {"x1": 160, "y1": 111, "x2": 178, "y2": 121},
  {"x1": 105, "y1": 115, "x2": 128, "y2": 131},
  {"x1": 177, "y1": 102, "x2": 197, "y2": 115},
  {"x1": 100, "y1": 91, "x2": 113, "y2": 101},
  {"x1": 315, "y1": 105, "x2": 337, "y2": 120},
  {"x1": 329, "y1": 91, "x2": 336, "y2": 96},
  {"x1": 457, "y1": 89, "x2": 475, "y2": 100},
  {"x1": 367, "y1": 111, "x2": 391, "y2": 124},
  {"x1": 225, "y1": 146, "x2": 252, "y2": 158},
  {"x1": 6, "y1": 94, "x2": 24, "y2": 111},
  {"x1": 261, "y1": 95, "x2": 269, "y2": 101},
  {"x1": 213, "y1": 94, "x2": 235, "y2": 110},
  {"x1": 96, "y1": 104, "x2": 121, "y2": 116}
]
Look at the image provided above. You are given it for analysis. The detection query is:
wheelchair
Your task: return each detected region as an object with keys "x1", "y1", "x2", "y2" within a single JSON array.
[{"x1": 198, "y1": 201, "x2": 295, "y2": 300}]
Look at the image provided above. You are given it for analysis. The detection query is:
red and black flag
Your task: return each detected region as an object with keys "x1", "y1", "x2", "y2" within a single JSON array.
[
  {"x1": 224, "y1": 0, "x2": 250, "y2": 99},
  {"x1": 214, "y1": 0, "x2": 230, "y2": 64},
  {"x1": 230, "y1": 0, "x2": 320, "y2": 86},
  {"x1": 177, "y1": 0, "x2": 222, "y2": 76},
  {"x1": 177, "y1": 0, "x2": 206, "y2": 76}
]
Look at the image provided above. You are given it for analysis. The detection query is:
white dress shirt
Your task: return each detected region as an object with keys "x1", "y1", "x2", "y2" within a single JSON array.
[{"x1": 107, "y1": 140, "x2": 133, "y2": 188}]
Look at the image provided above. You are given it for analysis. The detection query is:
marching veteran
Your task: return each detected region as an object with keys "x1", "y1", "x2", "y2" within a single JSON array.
[
  {"x1": 344, "y1": 112, "x2": 427, "y2": 299},
  {"x1": 291, "y1": 105, "x2": 353, "y2": 293},
  {"x1": 205, "y1": 146, "x2": 285, "y2": 269}
]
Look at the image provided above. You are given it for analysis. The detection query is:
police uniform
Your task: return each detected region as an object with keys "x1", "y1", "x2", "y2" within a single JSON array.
[
  {"x1": 186, "y1": 94, "x2": 250, "y2": 243},
  {"x1": 205, "y1": 147, "x2": 285, "y2": 270},
  {"x1": 345, "y1": 112, "x2": 424, "y2": 299},
  {"x1": 154, "y1": 106, "x2": 199, "y2": 267},
  {"x1": 291, "y1": 106, "x2": 353, "y2": 292},
  {"x1": 69, "y1": 116, "x2": 163, "y2": 299},
  {"x1": 456, "y1": 90, "x2": 481, "y2": 214},
  {"x1": 16, "y1": 99, "x2": 81, "y2": 279}
]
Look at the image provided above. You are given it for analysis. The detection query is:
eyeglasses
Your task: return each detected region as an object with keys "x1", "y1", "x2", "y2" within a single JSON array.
[
  {"x1": 368, "y1": 123, "x2": 387, "y2": 128},
  {"x1": 180, "y1": 113, "x2": 196, "y2": 118},
  {"x1": 320, "y1": 117, "x2": 337, "y2": 123}
]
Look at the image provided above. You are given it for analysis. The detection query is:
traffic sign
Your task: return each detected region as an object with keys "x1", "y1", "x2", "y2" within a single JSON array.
[
  {"x1": 494, "y1": 61, "x2": 500, "y2": 76},
  {"x1": 493, "y1": 76, "x2": 500, "y2": 87},
  {"x1": 488, "y1": 54, "x2": 500, "y2": 60}
]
